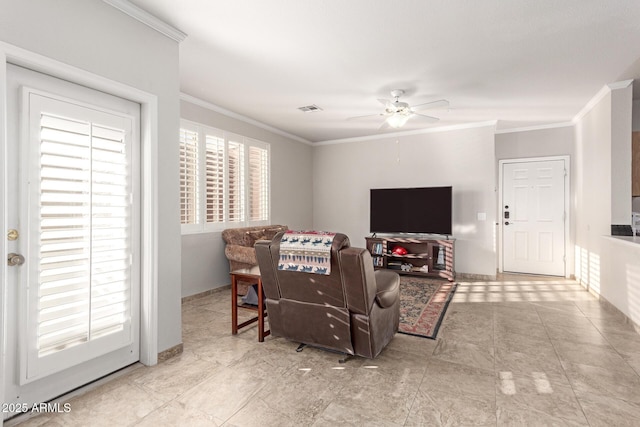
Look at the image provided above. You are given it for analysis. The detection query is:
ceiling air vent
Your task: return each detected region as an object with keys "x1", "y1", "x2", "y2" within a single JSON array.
[{"x1": 298, "y1": 104, "x2": 323, "y2": 113}]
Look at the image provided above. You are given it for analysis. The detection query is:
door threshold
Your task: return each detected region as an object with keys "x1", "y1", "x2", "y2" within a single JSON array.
[
  {"x1": 499, "y1": 272, "x2": 569, "y2": 280},
  {"x1": 4, "y1": 363, "x2": 143, "y2": 426}
]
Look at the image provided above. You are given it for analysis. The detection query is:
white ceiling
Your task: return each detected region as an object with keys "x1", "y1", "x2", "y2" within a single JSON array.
[{"x1": 129, "y1": 0, "x2": 640, "y2": 143}]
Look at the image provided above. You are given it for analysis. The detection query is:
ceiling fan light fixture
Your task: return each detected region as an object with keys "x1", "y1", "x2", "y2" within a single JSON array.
[
  {"x1": 348, "y1": 89, "x2": 447, "y2": 129},
  {"x1": 387, "y1": 112, "x2": 412, "y2": 128}
]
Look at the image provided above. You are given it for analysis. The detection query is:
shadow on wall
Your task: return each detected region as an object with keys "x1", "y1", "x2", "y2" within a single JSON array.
[
  {"x1": 574, "y1": 244, "x2": 601, "y2": 295},
  {"x1": 450, "y1": 189, "x2": 497, "y2": 277},
  {"x1": 451, "y1": 189, "x2": 482, "y2": 236},
  {"x1": 627, "y1": 262, "x2": 640, "y2": 326}
]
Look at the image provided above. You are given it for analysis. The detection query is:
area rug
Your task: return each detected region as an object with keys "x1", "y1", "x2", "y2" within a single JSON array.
[{"x1": 399, "y1": 276, "x2": 457, "y2": 339}]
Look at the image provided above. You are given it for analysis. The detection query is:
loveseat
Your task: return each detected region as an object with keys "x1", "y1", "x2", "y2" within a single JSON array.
[{"x1": 222, "y1": 225, "x2": 288, "y2": 293}]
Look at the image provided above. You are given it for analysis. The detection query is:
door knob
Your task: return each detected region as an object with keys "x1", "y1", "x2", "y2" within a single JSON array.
[
  {"x1": 504, "y1": 221, "x2": 510, "y2": 226},
  {"x1": 8, "y1": 253, "x2": 25, "y2": 266}
]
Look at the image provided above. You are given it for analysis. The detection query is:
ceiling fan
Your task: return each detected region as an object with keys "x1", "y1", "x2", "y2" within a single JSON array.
[{"x1": 349, "y1": 89, "x2": 449, "y2": 129}]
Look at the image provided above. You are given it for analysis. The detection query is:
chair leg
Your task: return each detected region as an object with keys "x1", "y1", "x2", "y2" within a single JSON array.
[
  {"x1": 295, "y1": 343, "x2": 307, "y2": 352},
  {"x1": 338, "y1": 354, "x2": 354, "y2": 364}
]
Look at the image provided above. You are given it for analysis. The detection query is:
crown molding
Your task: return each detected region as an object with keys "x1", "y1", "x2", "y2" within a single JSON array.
[
  {"x1": 314, "y1": 120, "x2": 497, "y2": 146},
  {"x1": 103, "y1": 0, "x2": 187, "y2": 43},
  {"x1": 573, "y1": 79, "x2": 634, "y2": 124},
  {"x1": 572, "y1": 85, "x2": 611, "y2": 123},
  {"x1": 607, "y1": 79, "x2": 633, "y2": 90},
  {"x1": 495, "y1": 121, "x2": 574, "y2": 135},
  {"x1": 180, "y1": 93, "x2": 312, "y2": 146}
]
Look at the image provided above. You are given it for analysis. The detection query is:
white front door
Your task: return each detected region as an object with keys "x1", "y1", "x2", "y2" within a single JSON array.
[
  {"x1": 4, "y1": 64, "x2": 140, "y2": 418},
  {"x1": 502, "y1": 159, "x2": 566, "y2": 276}
]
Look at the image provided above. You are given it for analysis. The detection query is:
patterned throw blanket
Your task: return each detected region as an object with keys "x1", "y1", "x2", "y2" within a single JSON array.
[{"x1": 278, "y1": 231, "x2": 336, "y2": 275}]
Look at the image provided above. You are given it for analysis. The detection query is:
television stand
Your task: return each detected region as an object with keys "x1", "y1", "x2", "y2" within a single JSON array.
[{"x1": 366, "y1": 236, "x2": 455, "y2": 281}]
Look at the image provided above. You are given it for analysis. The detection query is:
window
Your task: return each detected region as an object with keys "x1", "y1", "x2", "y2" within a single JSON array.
[{"x1": 179, "y1": 120, "x2": 270, "y2": 233}]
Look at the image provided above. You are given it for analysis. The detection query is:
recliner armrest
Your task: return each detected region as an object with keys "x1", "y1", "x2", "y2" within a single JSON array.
[
  {"x1": 224, "y1": 244, "x2": 257, "y2": 265},
  {"x1": 374, "y1": 270, "x2": 400, "y2": 308}
]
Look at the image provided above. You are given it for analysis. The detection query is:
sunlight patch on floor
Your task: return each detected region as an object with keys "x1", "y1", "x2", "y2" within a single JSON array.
[
  {"x1": 533, "y1": 372, "x2": 553, "y2": 394},
  {"x1": 452, "y1": 276, "x2": 590, "y2": 303},
  {"x1": 499, "y1": 371, "x2": 516, "y2": 395}
]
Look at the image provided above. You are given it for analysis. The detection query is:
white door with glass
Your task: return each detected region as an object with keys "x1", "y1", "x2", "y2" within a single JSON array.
[
  {"x1": 502, "y1": 159, "x2": 566, "y2": 276},
  {"x1": 4, "y1": 64, "x2": 140, "y2": 417}
]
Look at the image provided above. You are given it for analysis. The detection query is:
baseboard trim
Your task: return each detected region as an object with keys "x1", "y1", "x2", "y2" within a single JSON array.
[
  {"x1": 181, "y1": 284, "x2": 231, "y2": 304},
  {"x1": 579, "y1": 282, "x2": 640, "y2": 335},
  {"x1": 456, "y1": 272, "x2": 497, "y2": 281},
  {"x1": 596, "y1": 294, "x2": 640, "y2": 335},
  {"x1": 158, "y1": 343, "x2": 183, "y2": 363}
]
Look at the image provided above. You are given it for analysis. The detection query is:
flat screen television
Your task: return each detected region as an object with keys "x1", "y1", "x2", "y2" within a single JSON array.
[{"x1": 370, "y1": 186, "x2": 452, "y2": 235}]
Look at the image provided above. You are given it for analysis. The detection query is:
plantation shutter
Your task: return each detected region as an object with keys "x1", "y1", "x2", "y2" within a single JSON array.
[
  {"x1": 89, "y1": 124, "x2": 131, "y2": 341},
  {"x1": 27, "y1": 92, "x2": 136, "y2": 380},
  {"x1": 179, "y1": 128, "x2": 198, "y2": 225},
  {"x1": 178, "y1": 120, "x2": 271, "y2": 231},
  {"x1": 39, "y1": 114, "x2": 92, "y2": 356},
  {"x1": 248, "y1": 144, "x2": 269, "y2": 221},
  {"x1": 205, "y1": 132, "x2": 225, "y2": 224},
  {"x1": 227, "y1": 139, "x2": 245, "y2": 223}
]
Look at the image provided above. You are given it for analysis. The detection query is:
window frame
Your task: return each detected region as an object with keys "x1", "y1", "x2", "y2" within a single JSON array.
[{"x1": 179, "y1": 119, "x2": 270, "y2": 234}]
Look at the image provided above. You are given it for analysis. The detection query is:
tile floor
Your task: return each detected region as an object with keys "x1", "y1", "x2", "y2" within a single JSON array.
[{"x1": 11, "y1": 274, "x2": 640, "y2": 426}]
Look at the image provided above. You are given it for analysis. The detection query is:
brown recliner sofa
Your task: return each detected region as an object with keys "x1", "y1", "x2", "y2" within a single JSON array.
[
  {"x1": 222, "y1": 225, "x2": 288, "y2": 293},
  {"x1": 255, "y1": 231, "x2": 400, "y2": 359}
]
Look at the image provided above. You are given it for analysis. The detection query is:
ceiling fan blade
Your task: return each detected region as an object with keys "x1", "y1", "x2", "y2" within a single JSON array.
[
  {"x1": 347, "y1": 113, "x2": 386, "y2": 121},
  {"x1": 412, "y1": 112, "x2": 440, "y2": 123},
  {"x1": 412, "y1": 99, "x2": 449, "y2": 111},
  {"x1": 379, "y1": 120, "x2": 390, "y2": 130},
  {"x1": 377, "y1": 98, "x2": 393, "y2": 108}
]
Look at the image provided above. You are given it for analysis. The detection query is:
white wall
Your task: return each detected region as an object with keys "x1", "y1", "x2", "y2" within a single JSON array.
[
  {"x1": 631, "y1": 100, "x2": 639, "y2": 213},
  {"x1": 633, "y1": 99, "x2": 640, "y2": 131},
  {"x1": 0, "y1": 0, "x2": 182, "y2": 353},
  {"x1": 180, "y1": 99, "x2": 313, "y2": 297},
  {"x1": 575, "y1": 82, "x2": 634, "y2": 307},
  {"x1": 574, "y1": 91, "x2": 612, "y2": 293},
  {"x1": 495, "y1": 126, "x2": 575, "y2": 160},
  {"x1": 611, "y1": 86, "x2": 633, "y2": 225},
  {"x1": 600, "y1": 237, "x2": 640, "y2": 325},
  {"x1": 312, "y1": 125, "x2": 497, "y2": 278}
]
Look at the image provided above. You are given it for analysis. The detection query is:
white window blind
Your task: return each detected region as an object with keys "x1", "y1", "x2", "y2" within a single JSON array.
[
  {"x1": 179, "y1": 120, "x2": 270, "y2": 232},
  {"x1": 179, "y1": 128, "x2": 198, "y2": 225},
  {"x1": 39, "y1": 114, "x2": 91, "y2": 356},
  {"x1": 205, "y1": 133, "x2": 225, "y2": 224},
  {"x1": 227, "y1": 139, "x2": 245, "y2": 224},
  {"x1": 37, "y1": 112, "x2": 131, "y2": 358},
  {"x1": 89, "y1": 124, "x2": 130, "y2": 341},
  {"x1": 248, "y1": 145, "x2": 269, "y2": 221}
]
